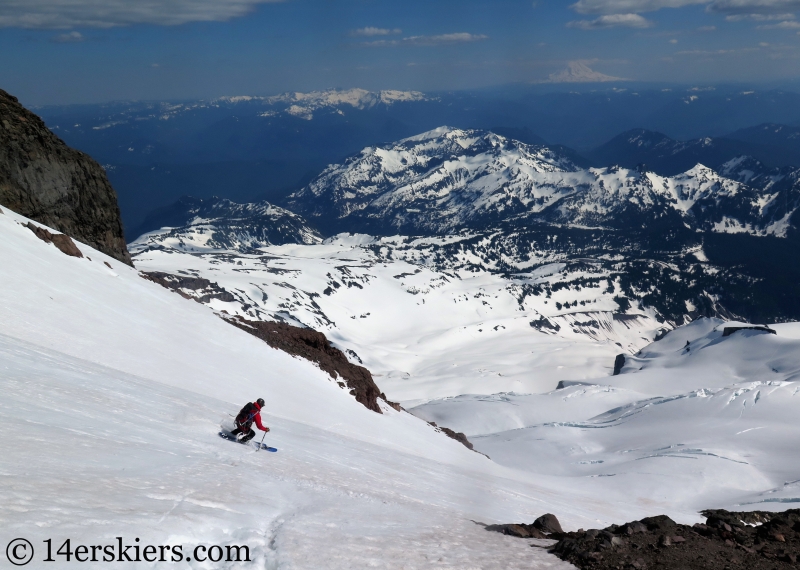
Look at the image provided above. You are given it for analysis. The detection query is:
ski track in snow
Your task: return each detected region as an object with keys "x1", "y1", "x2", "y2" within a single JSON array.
[{"x1": 0, "y1": 335, "x2": 578, "y2": 569}]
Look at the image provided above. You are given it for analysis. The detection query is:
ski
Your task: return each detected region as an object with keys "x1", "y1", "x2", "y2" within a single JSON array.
[{"x1": 218, "y1": 431, "x2": 277, "y2": 452}]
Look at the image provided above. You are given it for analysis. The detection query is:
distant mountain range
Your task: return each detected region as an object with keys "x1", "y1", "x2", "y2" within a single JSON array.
[
  {"x1": 35, "y1": 86, "x2": 800, "y2": 235},
  {"x1": 130, "y1": 125, "x2": 800, "y2": 326},
  {"x1": 585, "y1": 125, "x2": 800, "y2": 176}
]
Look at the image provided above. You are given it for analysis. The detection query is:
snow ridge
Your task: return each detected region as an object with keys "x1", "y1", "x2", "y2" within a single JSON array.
[{"x1": 133, "y1": 197, "x2": 322, "y2": 253}]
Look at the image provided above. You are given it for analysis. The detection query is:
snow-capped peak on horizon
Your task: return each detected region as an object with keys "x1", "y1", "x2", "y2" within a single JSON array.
[
  {"x1": 214, "y1": 88, "x2": 430, "y2": 108},
  {"x1": 542, "y1": 61, "x2": 626, "y2": 84},
  {"x1": 265, "y1": 88, "x2": 432, "y2": 120}
]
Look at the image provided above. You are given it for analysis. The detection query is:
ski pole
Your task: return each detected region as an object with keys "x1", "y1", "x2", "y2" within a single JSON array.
[{"x1": 256, "y1": 429, "x2": 267, "y2": 452}]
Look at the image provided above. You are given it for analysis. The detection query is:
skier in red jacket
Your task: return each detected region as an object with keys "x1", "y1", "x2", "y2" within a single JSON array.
[{"x1": 231, "y1": 398, "x2": 270, "y2": 443}]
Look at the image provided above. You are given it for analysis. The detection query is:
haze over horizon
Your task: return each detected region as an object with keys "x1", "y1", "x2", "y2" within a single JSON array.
[{"x1": 3, "y1": 0, "x2": 800, "y2": 105}]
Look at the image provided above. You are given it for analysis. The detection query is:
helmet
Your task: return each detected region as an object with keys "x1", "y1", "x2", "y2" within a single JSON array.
[{"x1": 256, "y1": 398, "x2": 265, "y2": 407}]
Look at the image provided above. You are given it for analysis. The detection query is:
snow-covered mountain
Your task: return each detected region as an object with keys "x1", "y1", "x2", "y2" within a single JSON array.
[
  {"x1": 288, "y1": 127, "x2": 799, "y2": 238},
  {"x1": 134, "y1": 196, "x2": 322, "y2": 253},
  {"x1": 585, "y1": 127, "x2": 800, "y2": 175},
  {"x1": 76, "y1": 88, "x2": 434, "y2": 128},
  {"x1": 255, "y1": 88, "x2": 431, "y2": 120}
]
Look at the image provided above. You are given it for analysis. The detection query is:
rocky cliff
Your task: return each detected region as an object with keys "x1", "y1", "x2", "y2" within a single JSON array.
[{"x1": 0, "y1": 89, "x2": 131, "y2": 264}]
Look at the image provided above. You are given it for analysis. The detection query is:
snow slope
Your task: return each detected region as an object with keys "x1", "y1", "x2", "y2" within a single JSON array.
[
  {"x1": 130, "y1": 230, "x2": 664, "y2": 404},
  {"x1": 0, "y1": 205, "x2": 607, "y2": 568},
  {"x1": 412, "y1": 319, "x2": 800, "y2": 514},
  {"x1": 5, "y1": 202, "x2": 799, "y2": 569}
]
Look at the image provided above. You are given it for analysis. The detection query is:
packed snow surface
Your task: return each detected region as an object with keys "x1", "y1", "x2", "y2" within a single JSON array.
[
  {"x1": 0, "y1": 206, "x2": 594, "y2": 569},
  {"x1": 413, "y1": 319, "x2": 800, "y2": 512},
  {"x1": 4, "y1": 203, "x2": 800, "y2": 569}
]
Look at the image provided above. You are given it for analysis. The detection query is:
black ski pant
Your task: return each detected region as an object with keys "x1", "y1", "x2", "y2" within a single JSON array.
[{"x1": 231, "y1": 426, "x2": 255, "y2": 442}]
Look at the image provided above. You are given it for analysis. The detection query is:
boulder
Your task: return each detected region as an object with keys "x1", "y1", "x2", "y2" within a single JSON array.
[{"x1": 534, "y1": 513, "x2": 564, "y2": 534}]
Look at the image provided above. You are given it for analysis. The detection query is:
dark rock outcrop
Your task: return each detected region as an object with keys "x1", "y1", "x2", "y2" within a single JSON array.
[
  {"x1": 612, "y1": 354, "x2": 625, "y2": 376},
  {"x1": 26, "y1": 221, "x2": 83, "y2": 258},
  {"x1": 722, "y1": 325, "x2": 776, "y2": 337},
  {"x1": 140, "y1": 271, "x2": 236, "y2": 303},
  {"x1": 534, "y1": 513, "x2": 564, "y2": 534},
  {"x1": 0, "y1": 89, "x2": 131, "y2": 264},
  {"x1": 543, "y1": 508, "x2": 800, "y2": 570},
  {"x1": 426, "y1": 422, "x2": 475, "y2": 450},
  {"x1": 227, "y1": 317, "x2": 383, "y2": 414},
  {"x1": 487, "y1": 513, "x2": 563, "y2": 540},
  {"x1": 485, "y1": 523, "x2": 547, "y2": 539}
]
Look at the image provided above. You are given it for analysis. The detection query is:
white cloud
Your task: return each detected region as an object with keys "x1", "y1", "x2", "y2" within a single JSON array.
[
  {"x1": 567, "y1": 13, "x2": 655, "y2": 28},
  {"x1": 725, "y1": 11, "x2": 795, "y2": 18},
  {"x1": 570, "y1": 1, "x2": 707, "y2": 14},
  {"x1": 51, "y1": 30, "x2": 84, "y2": 42},
  {"x1": 402, "y1": 32, "x2": 489, "y2": 45},
  {"x1": 350, "y1": 27, "x2": 401, "y2": 37},
  {"x1": 757, "y1": 18, "x2": 800, "y2": 25},
  {"x1": 0, "y1": 0, "x2": 284, "y2": 29},
  {"x1": 362, "y1": 32, "x2": 489, "y2": 47},
  {"x1": 707, "y1": 0, "x2": 800, "y2": 15}
]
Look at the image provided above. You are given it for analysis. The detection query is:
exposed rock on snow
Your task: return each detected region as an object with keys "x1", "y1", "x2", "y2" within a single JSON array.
[
  {"x1": 547, "y1": 509, "x2": 800, "y2": 570},
  {"x1": 536, "y1": 513, "x2": 565, "y2": 534},
  {"x1": 227, "y1": 317, "x2": 384, "y2": 414},
  {"x1": 722, "y1": 324, "x2": 776, "y2": 337},
  {"x1": 426, "y1": 421, "x2": 476, "y2": 451},
  {"x1": 130, "y1": 230, "x2": 669, "y2": 400},
  {"x1": 612, "y1": 354, "x2": 625, "y2": 376},
  {"x1": 0, "y1": 88, "x2": 131, "y2": 264},
  {"x1": 140, "y1": 271, "x2": 236, "y2": 303},
  {"x1": 486, "y1": 513, "x2": 564, "y2": 540},
  {"x1": 25, "y1": 221, "x2": 83, "y2": 258}
]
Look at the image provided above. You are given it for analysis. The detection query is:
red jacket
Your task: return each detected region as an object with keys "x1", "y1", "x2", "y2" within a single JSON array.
[
  {"x1": 238, "y1": 401, "x2": 268, "y2": 432},
  {"x1": 252, "y1": 402, "x2": 268, "y2": 431}
]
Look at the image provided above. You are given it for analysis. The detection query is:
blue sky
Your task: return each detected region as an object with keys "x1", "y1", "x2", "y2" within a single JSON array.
[{"x1": 2, "y1": 0, "x2": 800, "y2": 104}]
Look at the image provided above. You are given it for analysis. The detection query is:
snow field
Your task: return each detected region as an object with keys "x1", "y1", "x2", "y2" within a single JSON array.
[
  {"x1": 130, "y1": 232, "x2": 660, "y2": 405},
  {"x1": 412, "y1": 319, "x2": 800, "y2": 517},
  {"x1": 0, "y1": 333, "x2": 580, "y2": 569},
  {"x1": 1, "y1": 207, "x2": 597, "y2": 568}
]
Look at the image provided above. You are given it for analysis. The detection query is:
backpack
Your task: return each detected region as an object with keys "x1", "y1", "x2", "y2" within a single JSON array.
[{"x1": 235, "y1": 402, "x2": 258, "y2": 426}]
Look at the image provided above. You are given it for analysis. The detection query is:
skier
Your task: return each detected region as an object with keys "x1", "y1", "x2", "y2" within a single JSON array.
[{"x1": 231, "y1": 398, "x2": 270, "y2": 443}]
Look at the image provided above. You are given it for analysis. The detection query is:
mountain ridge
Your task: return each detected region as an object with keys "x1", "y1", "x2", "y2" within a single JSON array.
[
  {"x1": 287, "y1": 126, "x2": 800, "y2": 240},
  {"x1": 0, "y1": 88, "x2": 131, "y2": 264}
]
